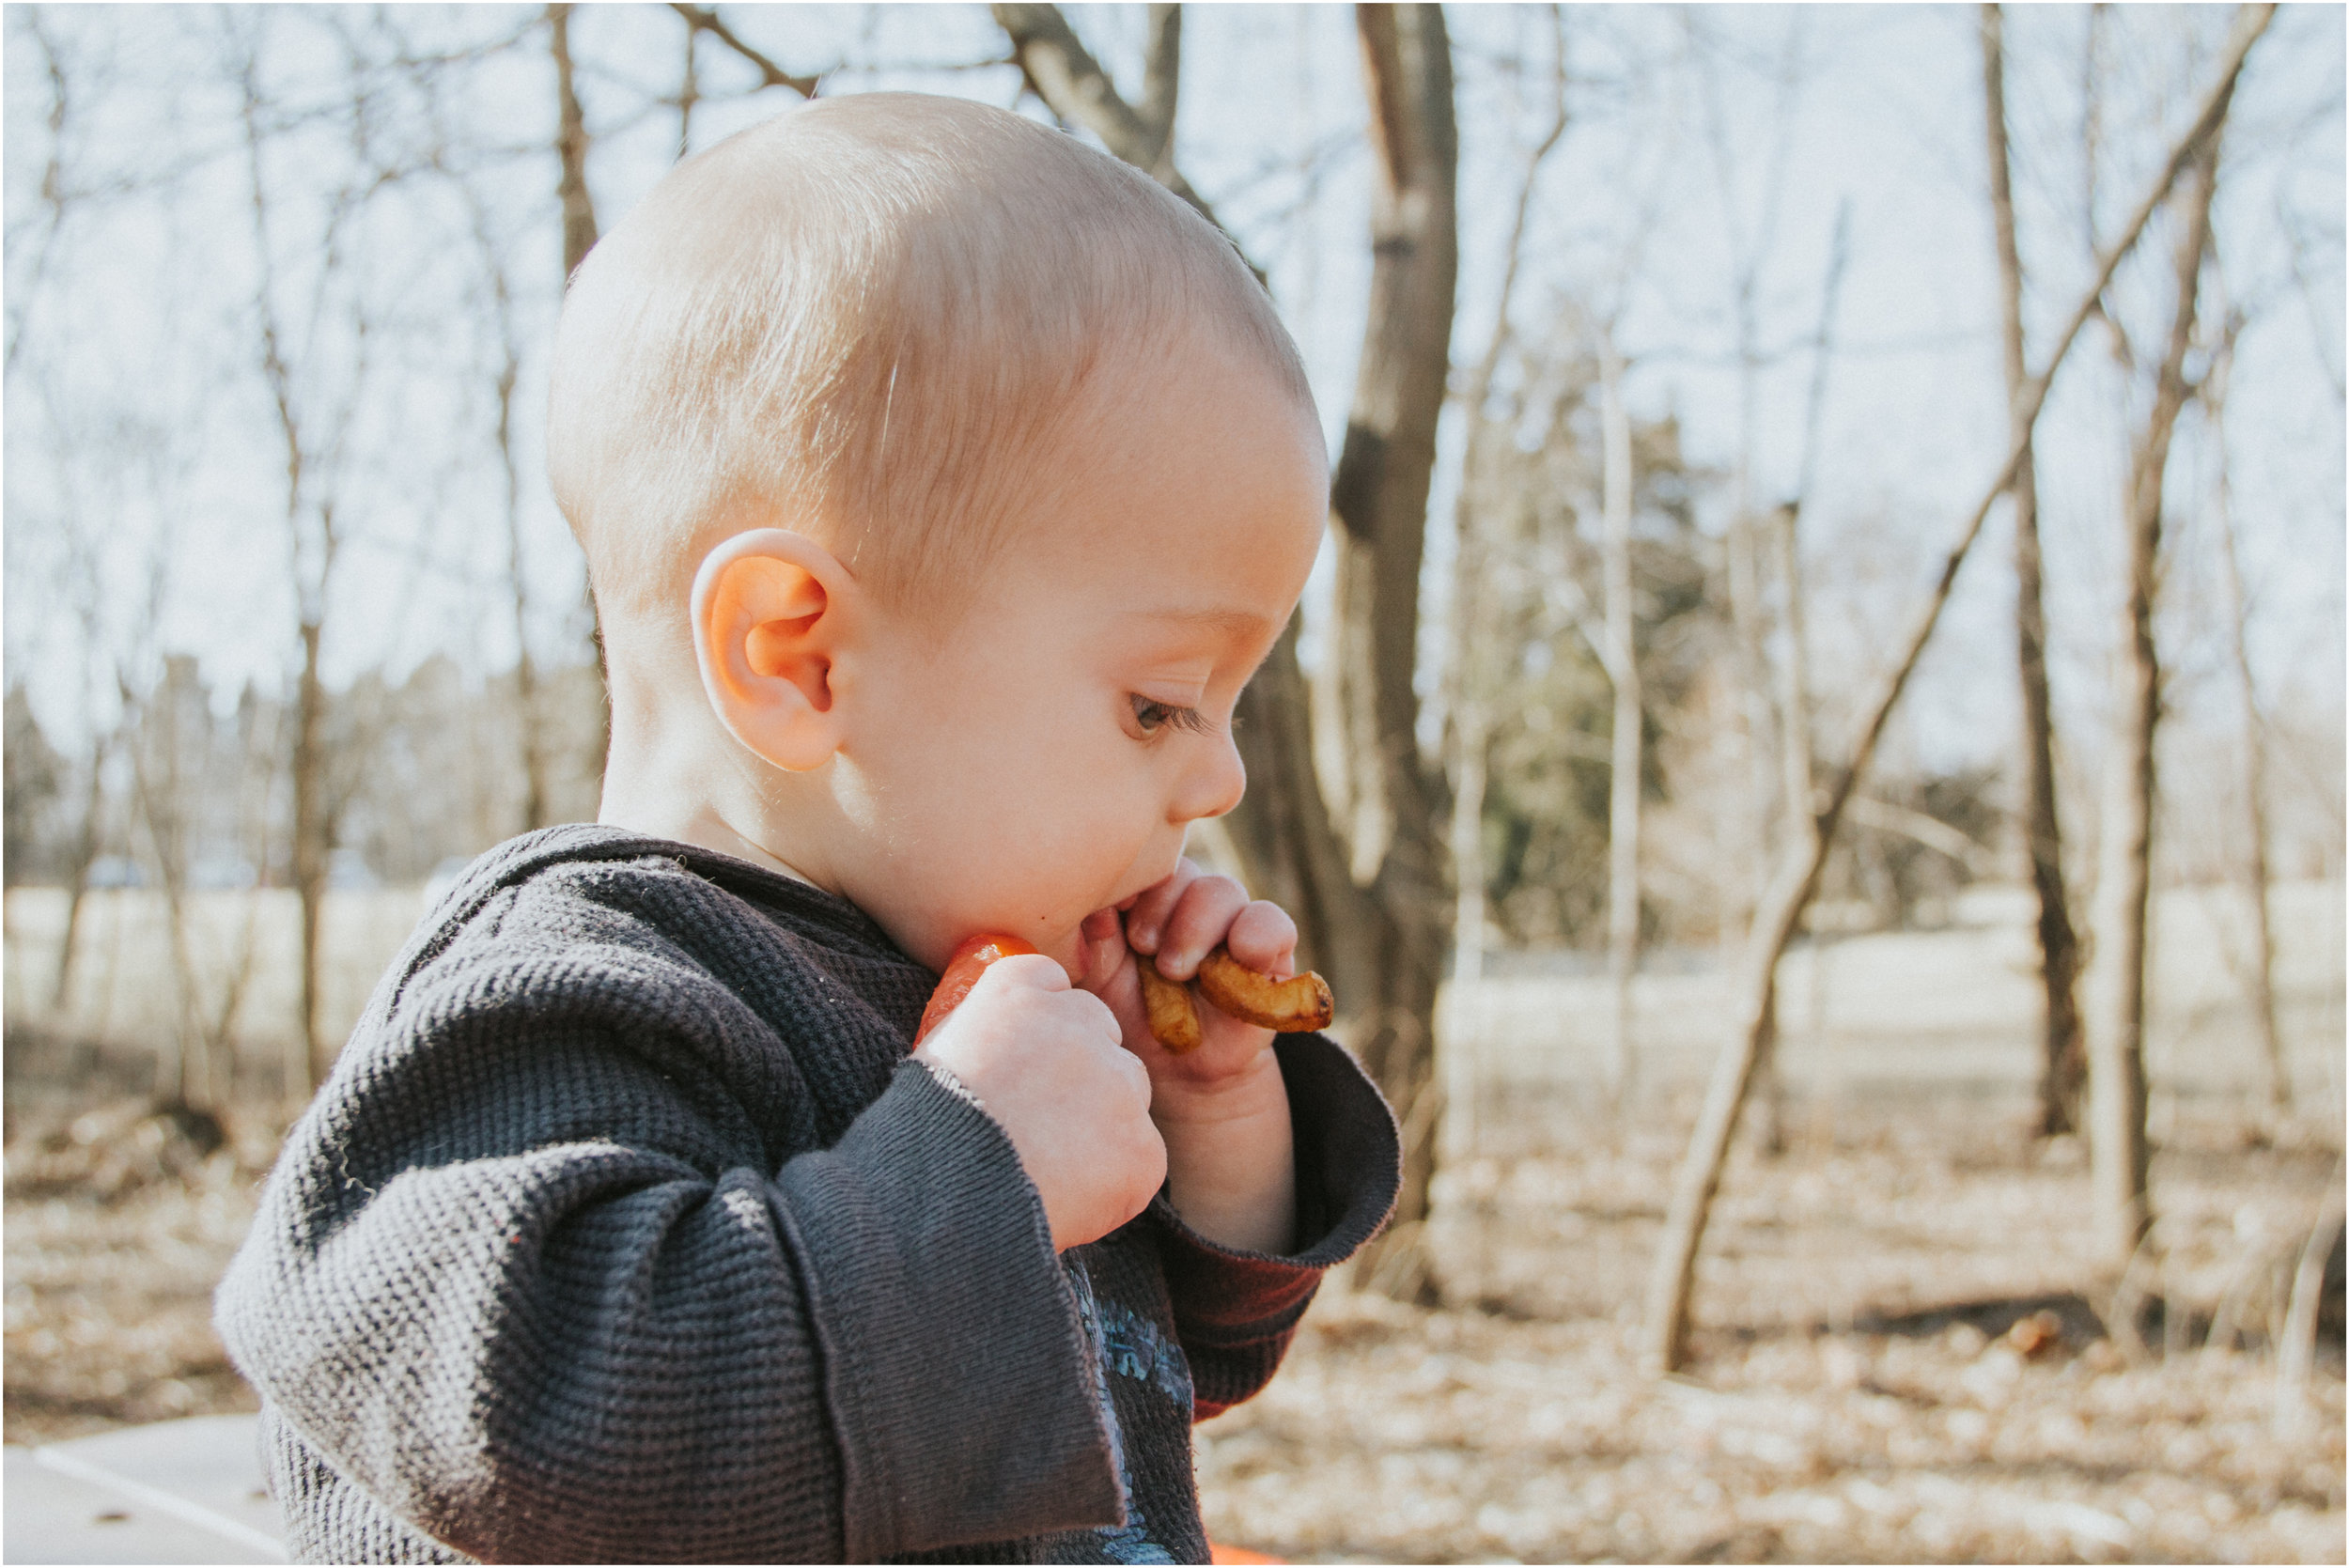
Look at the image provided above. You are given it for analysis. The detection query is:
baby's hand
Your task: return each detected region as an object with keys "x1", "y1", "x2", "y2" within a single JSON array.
[
  {"x1": 1081, "y1": 860, "x2": 1298, "y2": 1102},
  {"x1": 1082, "y1": 861, "x2": 1299, "y2": 1253},
  {"x1": 914, "y1": 954, "x2": 1166, "y2": 1251}
]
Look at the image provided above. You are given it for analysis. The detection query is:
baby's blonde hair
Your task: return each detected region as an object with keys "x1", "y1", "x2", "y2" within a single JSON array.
[{"x1": 547, "y1": 92, "x2": 1315, "y2": 630}]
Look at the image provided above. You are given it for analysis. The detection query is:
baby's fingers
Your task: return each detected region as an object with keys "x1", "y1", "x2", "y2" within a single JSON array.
[
  {"x1": 1223, "y1": 899, "x2": 1298, "y2": 979},
  {"x1": 1122, "y1": 859, "x2": 1204, "y2": 953},
  {"x1": 1151, "y1": 874, "x2": 1249, "y2": 980}
]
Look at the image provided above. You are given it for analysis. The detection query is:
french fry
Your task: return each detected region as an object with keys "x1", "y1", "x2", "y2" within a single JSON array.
[
  {"x1": 1195, "y1": 946, "x2": 1334, "y2": 1033},
  {"x1": 1130, "y1": 939, "x2": 1335, "y2": 1051},
  {"x1": 1135, "y1": 960, "x2": 1204, "y2": 1054}
]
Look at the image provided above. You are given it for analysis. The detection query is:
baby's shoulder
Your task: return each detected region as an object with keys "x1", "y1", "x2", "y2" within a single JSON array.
[
  {"x1": 390, "y1": 824, "x2": 926, "y2": 1039},
  {"x1": 326, "y1": 821, "x2": 930, "y2": 1141},
  {"x1": 284, "y1": 827, "x2": 936, "y2": 1198}
]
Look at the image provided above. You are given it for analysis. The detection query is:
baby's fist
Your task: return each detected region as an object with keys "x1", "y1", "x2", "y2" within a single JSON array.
[
  {"x1": 1091, "y1": 861, "x2": 1300, "y2": 1094},
  {"x1": 914, "y1": 954, "x2": 1165, "y2": 1251}
]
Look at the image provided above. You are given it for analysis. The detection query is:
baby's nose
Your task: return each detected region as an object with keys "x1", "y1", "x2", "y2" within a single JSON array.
[{"x1": 1174, "y1": 728, "x2": 1246, "y2": 824}]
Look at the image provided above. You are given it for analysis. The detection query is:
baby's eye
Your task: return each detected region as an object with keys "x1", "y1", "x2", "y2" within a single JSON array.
[{"x1": 1131, "y1": 695, "x2": 1212, "y2": 737}]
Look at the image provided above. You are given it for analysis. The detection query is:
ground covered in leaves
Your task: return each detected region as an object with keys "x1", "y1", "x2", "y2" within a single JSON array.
[
  {"x1": 1199, "y1": 1098, "x2": 2344, "y2": 1563},
  {"x1": 5, "y1": 1090, "x2": 2341, "y2": 1563},
  {"x1": 3, "y1": 1097, "x2": 281, "y2": 1441}
]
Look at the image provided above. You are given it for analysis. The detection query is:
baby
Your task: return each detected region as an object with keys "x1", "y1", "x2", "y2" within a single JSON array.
[{"x1": 217, "y1": 92, "x2": 1398, "y2": 1564}]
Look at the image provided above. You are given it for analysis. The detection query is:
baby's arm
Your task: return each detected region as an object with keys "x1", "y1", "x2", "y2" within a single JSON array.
[
  {"x1": 216, "y1": 943, "x2": 1127, "y2": 1563},
  {"x1": 1081, "y1": 861, "x2": 1306, "y2": 1255},
  {"x1": 1088, "y1": 864, "x2": 1401, "y2": 1418}
]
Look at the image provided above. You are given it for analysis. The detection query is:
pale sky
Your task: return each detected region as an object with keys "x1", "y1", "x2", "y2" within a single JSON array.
[{"x1": 5, "y1": 4, "x2": 2342, "y2": 790}]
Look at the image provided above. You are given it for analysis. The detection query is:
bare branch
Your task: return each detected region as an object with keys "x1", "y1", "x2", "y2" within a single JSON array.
[
  {"x1": 1136, "y1": 4, "x2": 1181, "y2": 173},
  {"x1": 669, "y1": 4, "x2": 818, "y2": 98},
  {"x1": 990, "y1": 2, "x2": 1235, "y2": 252},
  {"x1": 549, "y1": 5, "x2": 599, "y2": 278}
]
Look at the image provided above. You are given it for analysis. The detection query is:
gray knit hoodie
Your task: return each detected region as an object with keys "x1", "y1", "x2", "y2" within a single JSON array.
[{"x1": 216, "y1": 826, "x2": 1399, "y2": 1563}]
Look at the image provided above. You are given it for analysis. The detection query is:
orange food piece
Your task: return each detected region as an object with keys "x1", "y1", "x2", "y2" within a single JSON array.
[{"x1": 915, "y1": 932, "x2": 1038, "y2": 1044}]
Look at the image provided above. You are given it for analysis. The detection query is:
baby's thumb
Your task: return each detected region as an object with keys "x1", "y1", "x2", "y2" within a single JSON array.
[{"x1": 981, "y1": 952, "x2": 1069, "y2": 996}]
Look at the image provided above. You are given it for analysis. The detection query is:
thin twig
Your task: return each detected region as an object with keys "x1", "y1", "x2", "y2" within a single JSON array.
[{"x1": 668, "y1": 4, "x2": 818, "y2": 97}]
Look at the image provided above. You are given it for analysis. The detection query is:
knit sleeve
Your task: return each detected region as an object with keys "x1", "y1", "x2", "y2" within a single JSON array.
[
  {"x1": 215, "y1": 973, "x2": 1120, "y2": 1563},
  {"x1": 1150, "y1": 1032, "x2": 1400, "y2": 1420}
]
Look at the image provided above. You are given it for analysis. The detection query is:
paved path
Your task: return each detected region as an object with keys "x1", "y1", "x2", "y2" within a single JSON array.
[{"x1": 4, "y1": 1415, "x2": 284, "y2": 1565}]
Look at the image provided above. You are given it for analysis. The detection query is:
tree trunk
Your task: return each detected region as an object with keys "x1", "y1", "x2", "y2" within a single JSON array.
[
  {"x1": 486, "y1": 251, "x2": 547, "y2": 832},
  {"x1": 125, "y1": 676, "x2": 213, "y2": 1110},
  {"x1": 240, "y1": 46, "x2": 334, "y2": 1105},
  {"x1": 1778, "y1": 199, "x2": 1846, "y2": 1033},
  {"x1": 291, "y1": 614, "x2": 328, "y2": 1098},
  {"x1": 1445, "y1": 700, "x2": 1487, "y2": 1159},
  {"x1": 1640, "y1": 4, "x2": 2270, "y2": 1372},
  {"x1": 2207, "y1": 342, "x2": 2290, "y2": 1118},
  {"x1": 1137, "y1": 4, "x2": 1181, "y2": 179},
  {"x1": 1598, "y1": 333, "x2": 1641, "y2": 1103},
  {"x1": 551, "y1": 6, "x2": 598, "y2": 279},
  {"x1": 51, "y1": 735, "x2": 106, "y2": 1009},
  {"x1": 1983, "y1": 3, "x2": 2087, "y2": 1139},
  {"x1": 1443, "y1": 19, "x2": 1563, "y2": 1155},
  {"x1": 1726, "y1": 338, "x2": 1785, "y2": 1155},
  {"x1": 1320, "y1": 3, "x2": 1458, "y2": 1297},
  {"x1": 992, "y1": 4, "x2": 1226, "y2": 243},
  {"x1": 2087, "y1": 134, "x2": 2220, "y2": 1268},
  {"x1": 551, "y1": 2, "x2": 610, "y2": 745}
]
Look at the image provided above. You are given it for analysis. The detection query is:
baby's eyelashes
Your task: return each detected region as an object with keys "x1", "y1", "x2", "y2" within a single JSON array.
[{"x1": 1130, "y1": 695, "x2": 1214, "y2": 737}]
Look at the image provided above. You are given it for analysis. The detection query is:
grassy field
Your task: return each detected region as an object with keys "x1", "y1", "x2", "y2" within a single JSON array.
[{"x1": 4, "y1": 879, "x2": 2341, "y2": 1561}]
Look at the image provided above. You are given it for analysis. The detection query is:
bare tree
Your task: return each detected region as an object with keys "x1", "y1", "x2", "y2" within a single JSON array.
[
  {"x1": 1983, "y1": 3, "x2": 2088, "y2": 1140},
  {"x1": 461, "y1": 185, "x2": 551, "y2": 834},
  {"x1": 5, "y1": 12, "x2": 71, "y2": 376},
  {"x1": 994, "y1": 5, "x2": 1225, "y2": 241},
  {"x1": 549, "y1": 5, "x2": 599, "y2": 279},
  {"x1": 2088, "y1": 130, "x2": 2223, "y2": 1268},
  {"x1": 40, "y1": 522, "x2": 119, "y2": 1013},
  {"x1": 1321, "y1": 5, "x2": 1455, "y2": 1293},
  {"x1": 1135, "y1": 4, "x2": 1181, "y2": 180},
  {"x1": 1447, "y1": 8, "x2": 1567, "y2": 1147},
  {"x1": 236, "y1": 20, "x2": 386, "y2": 1097},
  {"x1": 1596, "y1": 331, "x2": 1641, "y2": 1102},
  {"x1": 1774, "y1": 199, "x2": 1848, "y2": 1083},
  {"x1": 669, "y1": 4, "x2": 821, "y2": 99},
  {"x1": 1690, "y1": 12, "x2": 1811, "y2": 1152},
  {"x1": 1641, "y1": 3, "x2": 2274, "y2": 1373},
  {"x1": 2204, "y1": 327, "x2": 2291, "y2": 1118},
  {"x1": 122, "y1": 656, "x2": 258, "y2": 1118}
]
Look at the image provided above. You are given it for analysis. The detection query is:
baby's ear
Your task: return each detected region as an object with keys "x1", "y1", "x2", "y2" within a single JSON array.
[{"x1": 691, "y1": 529, "x2": 855, "y2": 771}]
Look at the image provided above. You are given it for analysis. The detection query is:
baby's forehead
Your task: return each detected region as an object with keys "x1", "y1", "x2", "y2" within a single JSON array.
[{"x1": 968, "y1": 345, "x2": 1326, "y2": 639}]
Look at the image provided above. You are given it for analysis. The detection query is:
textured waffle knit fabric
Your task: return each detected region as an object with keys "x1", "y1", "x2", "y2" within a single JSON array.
[{"x1": 215, "y1": 825, "x2": 1400, "y2": 1564}]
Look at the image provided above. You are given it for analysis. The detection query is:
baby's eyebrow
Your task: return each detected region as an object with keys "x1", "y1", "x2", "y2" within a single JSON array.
[{"x1": 1140, "y1": 606, "x2": 1274, "y2": 641}]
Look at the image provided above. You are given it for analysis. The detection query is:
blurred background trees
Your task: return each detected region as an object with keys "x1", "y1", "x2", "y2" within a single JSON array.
[{"x1": 4, "y1": 3, "x2": 2342, "y2": 1322}]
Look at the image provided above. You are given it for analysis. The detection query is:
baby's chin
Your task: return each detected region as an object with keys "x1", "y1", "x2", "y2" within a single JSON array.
[{"x1": 1036, "y1": 923, "x2": 1095, "y2": 985}]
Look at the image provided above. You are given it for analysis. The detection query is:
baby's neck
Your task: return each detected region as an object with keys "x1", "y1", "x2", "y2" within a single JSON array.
[{"x1": 598, "y1": 689, "x2": 828, "y2": 892}]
